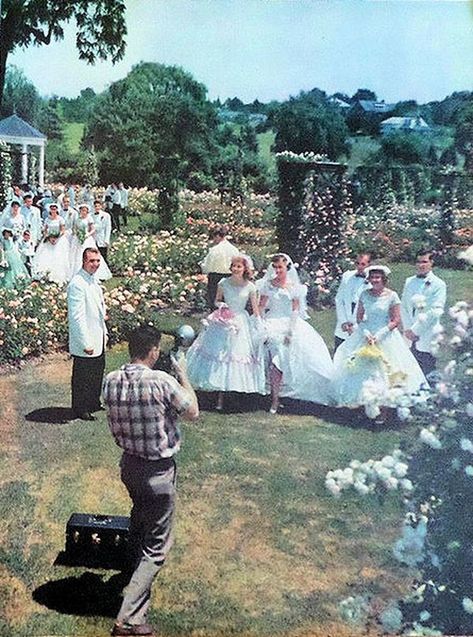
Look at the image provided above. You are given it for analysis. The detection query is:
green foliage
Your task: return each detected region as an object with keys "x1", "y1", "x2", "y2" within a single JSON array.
[
  {"x1": 0, "y1": 65, "x2": 41, "y2": 123},
  {"x1": 454, "y1": 98, "x2": 473, "y2": 172},
  {"x1": 271, "y1": 91, "x2": 349, "y2": 159},
  {"x1": 85, "y1": 62, "x2": 219, "y2": 221},
  {"x1": 0, "y1": 1, "x2": 127, "y2": 106},
  {"x1": 379, "y1": 132, "x2": 432, "y2": 165},
  {"x1": 0, "y1": 141, "x2": 12, "y2": 209}
]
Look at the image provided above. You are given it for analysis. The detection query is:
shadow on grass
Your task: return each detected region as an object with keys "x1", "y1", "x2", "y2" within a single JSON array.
[
  {"x1": 196, "y1": 391, "x2": 269, "y2": 413},
  {"x1": 32, "y1": 570, "x2": 127, "y2": 617},
  {"x1": 25, "y1": 407, "x2": 74, "y2": 424}
]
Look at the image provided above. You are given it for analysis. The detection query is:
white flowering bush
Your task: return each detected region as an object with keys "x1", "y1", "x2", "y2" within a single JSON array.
[{"x1": 326, "y1": 300, "x2": 473, "y2": 635}]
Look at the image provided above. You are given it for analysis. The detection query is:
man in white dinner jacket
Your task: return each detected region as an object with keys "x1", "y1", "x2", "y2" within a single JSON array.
[
  {"x1": 67, "y1": 247, "x2": 107, "y2": 420},
  {"x1": 401, "y1": 250, "x2": 447, "y2": 377},
  {"x1": 21, "y1": 194, "x2": 42, "y2": 247},
  {"x1": 92, "y1": 199, "x2": 112, "y2": 264},
  {"x1": 333, "y1": 253, "x2": 371, "y2": 351}
]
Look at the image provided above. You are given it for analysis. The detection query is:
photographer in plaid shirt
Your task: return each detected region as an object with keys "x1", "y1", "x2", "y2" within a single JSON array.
[{"x1": 103, "y1": 325, "x2": 199, "y2": 637}]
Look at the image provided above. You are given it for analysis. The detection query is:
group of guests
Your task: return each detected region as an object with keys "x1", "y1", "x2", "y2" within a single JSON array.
[
  {"x1": 0, "y1": 184, "x2": 117, "y2": 288},
  {"x1": 188, "y1": 227, "x2": 446, "y2": 420}
]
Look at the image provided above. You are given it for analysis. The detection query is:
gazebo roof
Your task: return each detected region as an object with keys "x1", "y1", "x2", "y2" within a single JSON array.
[{"x1": 0, "y1": 114, "x2": 46, "y2": 141}]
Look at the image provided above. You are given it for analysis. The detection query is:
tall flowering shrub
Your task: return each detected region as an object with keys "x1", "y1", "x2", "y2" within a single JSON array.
[
  {"x1": 0, "y1": 141, "x2": 12, "y2": 209},
  {"x1": 325, "y1": 295, "x2": 473, "y2": 635}
]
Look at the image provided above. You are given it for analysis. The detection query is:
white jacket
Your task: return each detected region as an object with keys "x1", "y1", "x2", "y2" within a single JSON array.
[
  {"x1": 67, "y1": 269, "x2": 107, "y2": 357},
  {"x1": 401, "y1": 271, "x2": 446, "y2": 354},
  {"x1": 334, "y1": 269, "x2": 370, "y2": 339}
]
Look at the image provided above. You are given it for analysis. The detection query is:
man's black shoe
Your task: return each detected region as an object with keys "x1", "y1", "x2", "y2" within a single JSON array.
[
  {"x1": 73, "y1": 412, "x2": 97, "y2": 421},
  {"x1": 91, "y1": 404, "x2": 105, "y2": 412}
]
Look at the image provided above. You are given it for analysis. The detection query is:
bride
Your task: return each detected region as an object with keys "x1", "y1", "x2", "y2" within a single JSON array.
[
  {"x1": 331, "y1": 265, "x2": 427, "y2": 418},
  {"x1": 258, "y1": 253, "x2": 334, "y2": 413}
]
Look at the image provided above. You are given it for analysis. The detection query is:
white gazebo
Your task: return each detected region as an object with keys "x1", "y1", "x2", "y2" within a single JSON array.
[{"x1": 0, "y1": 114, "x2": 47, "y2": 187}]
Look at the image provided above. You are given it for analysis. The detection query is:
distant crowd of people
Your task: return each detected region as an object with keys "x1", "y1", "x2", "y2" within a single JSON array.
[{"x1": 0, "y1": 181, "x2": 129, "y2": 288}]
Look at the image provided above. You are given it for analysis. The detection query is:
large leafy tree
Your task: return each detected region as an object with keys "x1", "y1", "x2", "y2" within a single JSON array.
[
  {"x1": 0, "y1": 65, "x2": 42, "y2": 122},
  {"x1": 85, "y1": 62, "x2": 219, "y2": 188},
  {"x1": 270, "y1": 91, "x2": 349, "y2": 159},
  {"x1": 454, "y1": 99, "x2": 473, "y2": 172},
  {"x1": 0, "y1": 0, "x2": 127, "y2": 108}
]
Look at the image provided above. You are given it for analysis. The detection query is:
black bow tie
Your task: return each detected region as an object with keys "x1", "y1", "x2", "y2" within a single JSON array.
[
  {"x1": 355, "y1": 273, "x2": 365, "y2": 278},
  {"x1": 416, "y1": 275, "x2": 427, "y2": 279}
]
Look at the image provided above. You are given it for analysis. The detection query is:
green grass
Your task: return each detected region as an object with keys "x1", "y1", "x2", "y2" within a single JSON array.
[
  {"x1": 0, "y1": 265, "x2": 470, "y2": 636},
  {"x1": 257, "y1": 130, "x2": 276, "y2": 174},
  {"x1": 345, "y1": 135, "x2": 381, "y2": 171},
  {"x1": 63, "y1": 122, "x2": 85, "y2": 154}
]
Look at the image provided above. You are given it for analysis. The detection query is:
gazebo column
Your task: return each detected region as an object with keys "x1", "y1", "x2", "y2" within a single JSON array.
[
  {"x1": 21, "y1": 143, "x2": 28, "y2": 183},
  {"x1": 39, "y1": 142, "x2": 45, "y2": 188}
]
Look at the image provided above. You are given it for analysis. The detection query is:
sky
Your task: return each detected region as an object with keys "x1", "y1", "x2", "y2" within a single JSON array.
[{"x1": 8, "y1": 0, "x2": 473, "y2": 105}]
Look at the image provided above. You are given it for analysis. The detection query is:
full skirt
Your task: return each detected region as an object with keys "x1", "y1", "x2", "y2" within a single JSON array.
[
  {"x1": 265, "y1": 316, "x2": 334, "y2": 405},
  {"x1": 331, "y1": 329, "x2": 427, "y2": 407},
  {"x1": 186, "y1": 312, "x2": 267, "y2": 394},
  {"x1": 31, "y1": 236, "x2": 70, "y2": 285}
]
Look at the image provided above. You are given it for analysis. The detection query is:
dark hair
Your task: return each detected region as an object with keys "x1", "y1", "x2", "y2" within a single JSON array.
[
  {"x1": 367, "y1": 268, "x2": 388, "y2": 284},
  {"x1": 128, "y1": 325, "x2": 162, "y2": 359},
  {"x1": 93, "y1": 200, "x2": 102, "y2": 206},
  {"x1": 271, "y1": 253, "x2": 292, "y2": 270},
  {"x1": 209, "y1": 225, "x2": 228, "y2": 239},
  {"x1": 416, "y1": 250, "x2": 434, "y2": 262},
  {"x1": 82, "y1": 247, "x2": 100, "y2": 263}
]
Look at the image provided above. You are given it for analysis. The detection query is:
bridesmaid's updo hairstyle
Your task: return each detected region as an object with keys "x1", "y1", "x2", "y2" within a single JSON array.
[
  {"x1": 366, "y1": 266, "x2": 389, "y2": 284},
  {"x1": 231, "y1": 255, "x2": 252, "y2": 280},
  {"x1": 271, "y1": 253, "x2": 291, "y2": 270}
]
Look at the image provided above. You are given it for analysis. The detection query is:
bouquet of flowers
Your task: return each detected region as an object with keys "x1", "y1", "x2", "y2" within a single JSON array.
[
  {"x1": 202, "y1": 303, "x2": 239, "y2": 334},
  {"x1": 46, "y1": 228, "x2": 60, "y2": 243}
]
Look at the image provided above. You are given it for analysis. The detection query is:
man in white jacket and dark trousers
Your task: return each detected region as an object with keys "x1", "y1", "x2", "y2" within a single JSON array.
[
  {"x1": 401, "y1": 250, "x2": 447, "y2": 378},
  {"x1": 333, "y1": 253, "x2": 371, "y2": 351},
  {"x1": 67, "y1": 247, "x2": 108, "y2": 421},
  {"x1": 93, "y1": 199, "x2": 112, "y2": 263}
]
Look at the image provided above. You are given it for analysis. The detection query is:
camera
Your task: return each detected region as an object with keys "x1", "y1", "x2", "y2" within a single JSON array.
[{"x1": 152, "y1": 325, "x2": 196, "y2": 375}]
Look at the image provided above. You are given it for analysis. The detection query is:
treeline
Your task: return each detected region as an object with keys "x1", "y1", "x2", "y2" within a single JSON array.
[{"x1": 1, "y1": 63, "x2": 472, "y2": 191}]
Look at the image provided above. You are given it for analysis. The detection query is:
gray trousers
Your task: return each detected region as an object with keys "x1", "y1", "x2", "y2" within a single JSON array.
[{"x1": 117, "y1": 453, "x2": 176, "y2": 626}]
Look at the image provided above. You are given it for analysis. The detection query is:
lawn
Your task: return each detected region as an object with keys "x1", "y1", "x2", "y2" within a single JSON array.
[
  {"x1": 63, "y1": 122, "x2": 86, "y2": 154},
  {"x1": 0, "y1": 264, "x2": 471, "y2": 637}
]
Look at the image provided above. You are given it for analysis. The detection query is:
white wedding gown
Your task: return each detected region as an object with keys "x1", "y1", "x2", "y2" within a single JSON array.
[{"x1": 261, "y1": 281, "x2": 334, "y2": 405}]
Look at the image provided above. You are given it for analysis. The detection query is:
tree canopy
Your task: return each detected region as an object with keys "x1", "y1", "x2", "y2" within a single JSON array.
[
  {"x1": 85, "y1": 62, "x2": 219, "y2": 187},
  {"x1": 0, "y1": 1, "x2": 127, "y2": 107},
  {"x1": 270, "y1": 91, "x2": 349, "y2": 159}
]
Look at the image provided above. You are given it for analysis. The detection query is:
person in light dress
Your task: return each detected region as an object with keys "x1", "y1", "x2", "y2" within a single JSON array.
[
  {"x1": 186, "y1": 254, "x2": 266, "y2": 410},
  {"x1": 258, "y1": 253, "x2": 334, "y2": 414},
  {"x1": 332, "y1": 265, "x2": 427, "y2": 420},
  {"x1": 31, "y1": 203, "x2": 71, "y2": 285},
  {"x1": 69, "y1": 203, "x2": 112, "y2": 281}
]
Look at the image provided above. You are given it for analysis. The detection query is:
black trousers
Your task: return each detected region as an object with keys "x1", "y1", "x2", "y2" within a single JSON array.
[
  {"x1": 98, "y1": 246, "x2": 108, "y2": 263},
  {"x1": 207, "y1": 272, "x2": 231, "y2": 309},
  {"x1": 71, "y1": 350, "x2": 105, "y2": 415},
  {"x1": 411, "y1": 346, "x2": 436, "y2": 378},
  {"x1": 111, "y1": 204, "x2": 121, "y2": 232},
  {"x1": 333, "y1": 335, "x2": 345, "y2": 353}
]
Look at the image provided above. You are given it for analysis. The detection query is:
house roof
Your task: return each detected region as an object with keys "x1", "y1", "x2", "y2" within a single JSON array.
[
  {"x1": 381, "y1": 116, "x2": 430, "y2": 130},
  {"x1": 358, "y1": 100, "x2": 395, "y2": 113},
  {"x1": 0, "y1": 114, "x2": 46, "y2": 140}
]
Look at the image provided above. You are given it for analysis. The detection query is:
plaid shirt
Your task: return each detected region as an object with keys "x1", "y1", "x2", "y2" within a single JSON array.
[{"x1": 103, "y1": 363, "x2": 191, "y2": 460}]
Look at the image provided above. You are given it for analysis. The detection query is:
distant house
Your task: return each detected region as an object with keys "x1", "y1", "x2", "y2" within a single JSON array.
[
  {"x1": 354, "y1": 100, "x2": 395, "y2": 115},
  {"x1": 329, "y1": 97, "x2": 351, "y2": 110},
  {"x1": 380, "y1": 116, "x2": 431, "y2": 135}
]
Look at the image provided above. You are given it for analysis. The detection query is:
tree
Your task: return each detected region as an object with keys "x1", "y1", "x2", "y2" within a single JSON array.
[
  {"x1": 454, "y1": 99, "x2": 473, "y2": 172},
  {"x1": 379, "y1": 132, "x2": 430, "y2": 165},
  {"x1": 85, "y1": 62, "x2": 220, "y2": 225},
  {"x1": 351, "y1": 88, "x2": 377, "y2": 103},
  {"x1": 1, "y1": 65, "x2": 42, "y2": 123},
  {"x1": 0, "y1": 1, "x2": 127, "y2": 107},
  {"x1": 271, "y1": 92, "x2": 349, "y2": 159}
]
